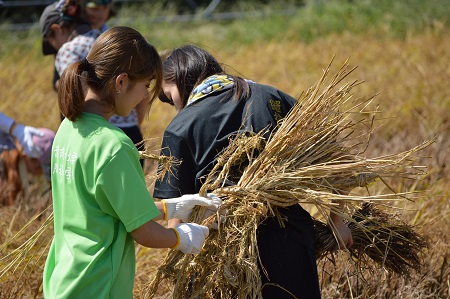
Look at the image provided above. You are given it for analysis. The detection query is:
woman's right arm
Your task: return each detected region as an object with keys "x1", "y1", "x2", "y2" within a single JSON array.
[
  {"x1": 131, "y1": 220, "x2": 210, "y2": 255},
  {"x1": 130, "y1": 220, "x2": 177, "y2": 248}
]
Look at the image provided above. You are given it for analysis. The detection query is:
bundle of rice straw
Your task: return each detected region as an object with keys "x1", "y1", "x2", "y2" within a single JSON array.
[
  {"x1": 145, "y1": 59, "x2": 431, "y2": 298},
  {"x1": 314, "y1": 203, "x2": 429, "y2": 276}
]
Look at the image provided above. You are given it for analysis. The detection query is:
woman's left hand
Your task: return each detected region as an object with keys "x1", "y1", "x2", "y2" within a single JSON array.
[{"x1": 162, "y1": 193, "x2": 222, "y2": 222}]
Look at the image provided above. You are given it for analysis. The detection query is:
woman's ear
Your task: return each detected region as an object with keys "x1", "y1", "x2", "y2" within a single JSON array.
[
  {"x1": 115, "y1": 73, "x2": 128, "y2": 94},
  {"x1": 47, "y1": 24, "x2": 72, "y2": 51},
  {"x1": 49, "y1": 23, "x2": 61, "y2": 33}
]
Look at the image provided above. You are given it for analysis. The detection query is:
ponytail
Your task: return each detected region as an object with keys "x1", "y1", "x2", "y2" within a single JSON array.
[{"x1": 58, "y1": 60, "x2": 86, "y2": 121}]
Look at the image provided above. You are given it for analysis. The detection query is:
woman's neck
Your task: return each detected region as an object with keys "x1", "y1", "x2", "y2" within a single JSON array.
[{"x1": 83, "y1": 90, "x2": 113, "y2": 121}]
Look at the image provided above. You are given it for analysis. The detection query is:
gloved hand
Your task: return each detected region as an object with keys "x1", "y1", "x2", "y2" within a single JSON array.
[
  {"x1": 162, "y1": 193, "x2": 222, "y2": 222},
  {"x1": 171, "y1": 223, "x2": 209, "y2": 254},
  {"x1": 12, "y1": 124, "x2": 44, "y2": 159}
]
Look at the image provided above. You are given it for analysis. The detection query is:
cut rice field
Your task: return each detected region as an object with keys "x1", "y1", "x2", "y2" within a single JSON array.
[{"x1": 0, "y1": 8, "x2": 449, "y2": 299}]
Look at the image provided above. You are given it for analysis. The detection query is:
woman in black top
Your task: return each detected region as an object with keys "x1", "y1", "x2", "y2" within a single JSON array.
[{"x1": 154, "y1": 45, "x2": 353, "y2": 298}]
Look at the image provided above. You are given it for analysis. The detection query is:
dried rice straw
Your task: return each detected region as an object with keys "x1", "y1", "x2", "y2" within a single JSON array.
[
  {"x1": 0, "y1": 205, "x2": 53, "y2": 297},
  {"x1": 145, "y1": 58, "x2": 431, "y2": 299},
  {"x1": 314, "y1": 203, "x2": 429, "y2": 276},
  {"x1": 139, "y1": 150, "x2": 181, "y2": 183}
]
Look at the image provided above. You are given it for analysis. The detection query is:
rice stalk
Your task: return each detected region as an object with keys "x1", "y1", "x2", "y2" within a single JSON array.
[
  {"x1": 145, "y1": 59, "x2": 432, "y2": 299},
  {"x1": 139, "y1": 150, "x2": 180, "y2": 182},
  {"x1": 0, "y1": 206, "x2": 53, "y2": 298}
]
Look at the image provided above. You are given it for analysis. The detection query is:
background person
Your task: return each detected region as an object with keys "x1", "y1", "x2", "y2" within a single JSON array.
[
  {"x1": 50, "y1": 0, "x2": 114, "y2": 90},
  {"x1": 0, "y1": 113, "x2": 54, "y2": 205},
  {"x1": 41, "y1": 0, "x2": 147, "y2": 167},
  {"x1": 154, "y1": 44, "x2": 353, "y2": 298}
]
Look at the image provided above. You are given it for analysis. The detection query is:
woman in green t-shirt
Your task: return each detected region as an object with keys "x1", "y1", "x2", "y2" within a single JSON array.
[{"x1": 43, "y1": 27, "x2": 221, "y2": 299}]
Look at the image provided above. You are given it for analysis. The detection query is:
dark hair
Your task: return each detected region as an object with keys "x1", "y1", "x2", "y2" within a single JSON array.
[
  {"x1": 60, "y1": 0, "x2": 114, "y2": 25},
  {"x1": 159, "y1": 45, "x2": 249, "y2": 108},
  {"x1": 58, "y1": 26, "x2": 163, "y2": 121},
  {"x1": 60, "y1": 0, "x2": 90, "y2": 27},
  {"x1": 58, "y1": 0, "x2": 114, "y2": 34}
]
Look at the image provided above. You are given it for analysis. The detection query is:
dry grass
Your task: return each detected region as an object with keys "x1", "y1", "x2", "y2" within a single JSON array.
[{"x1": 0, "y1": 29, "x2": 449, "y2": 299}]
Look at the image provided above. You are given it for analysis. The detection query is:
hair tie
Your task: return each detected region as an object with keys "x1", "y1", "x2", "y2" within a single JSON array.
[
  {"x1": 81, "y1": 59, "x2": 90, "y2": 71},
  {"x1": 81, "y1": 59, "x2": 101, "y2": 86}
]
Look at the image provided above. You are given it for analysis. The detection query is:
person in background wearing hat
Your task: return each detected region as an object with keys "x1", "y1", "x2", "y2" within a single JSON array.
[
  {"x1": 48, "y1": 0, "x2": 113, "y2": 90},
  {"x1": 41, "y1": 0, "x2": 147, "y2": 168},
  {"x1": 40, "y1": 0, "x2": 105, "y2": 91}
]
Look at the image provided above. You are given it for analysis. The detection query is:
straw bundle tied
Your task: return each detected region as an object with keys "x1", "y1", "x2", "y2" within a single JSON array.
[
  {"x1": 314, "y1": 203, "x2": 429, "y2": 275},
  {"x1": 145, "y1": 59, "x2": 431, "y2": 298}
]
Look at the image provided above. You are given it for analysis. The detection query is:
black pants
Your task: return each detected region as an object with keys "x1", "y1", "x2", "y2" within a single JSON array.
[
  {"x1": 257, "y1": 205, "x2": 321, "y2": 299},
  {"x1": 120, "y1": 125, "x2": 145, "y2": 168}
]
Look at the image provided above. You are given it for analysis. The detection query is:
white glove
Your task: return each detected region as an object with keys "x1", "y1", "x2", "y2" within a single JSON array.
[
  {"x1": 162, "y1": 193, "x2": 222, "y2": 222},
  {"x1": 12, "y1": 124, "x2": 44, "y2": 159},
  {"x1": 171, "y1": 223, "x2": 209, "y2": 254}
]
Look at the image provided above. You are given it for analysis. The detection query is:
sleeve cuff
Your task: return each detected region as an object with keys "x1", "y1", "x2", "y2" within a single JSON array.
[
  {"x1": 169, "y1": 227, "x2": 180, "y2": 249},
  {"x1": 162, "y1": 200, "x2": 168, "y2": 221},
  {"x1": 0, "y1": 114, "x2": 15, "y2": 134}
]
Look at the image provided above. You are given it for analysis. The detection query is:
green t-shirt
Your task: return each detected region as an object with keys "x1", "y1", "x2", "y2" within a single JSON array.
[{"x1": 43, "y1": 113, "x2": 160, "y2": 299}]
